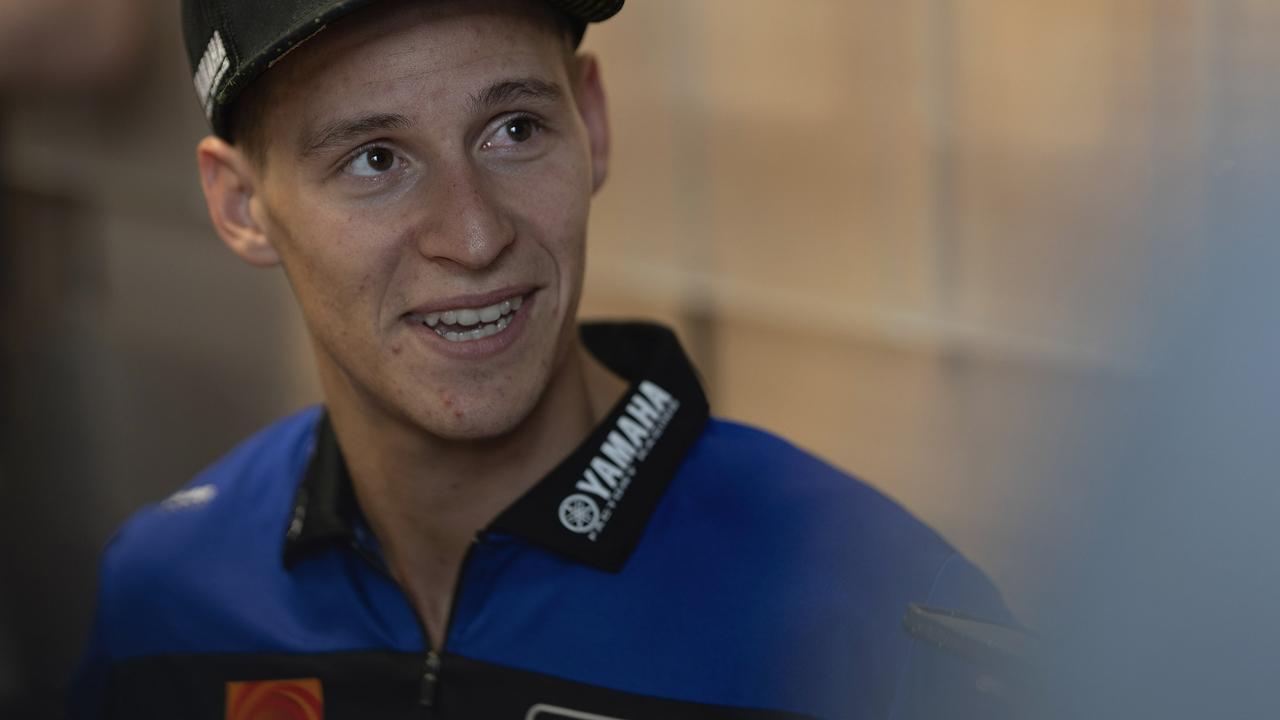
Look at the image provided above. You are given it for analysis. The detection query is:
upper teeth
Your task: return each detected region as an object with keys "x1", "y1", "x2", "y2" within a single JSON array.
[
  {"x1": 410, "y1": 295, "x2": 523, "y2": 342},
  {"x1": 421, "y1": 295, "x2": 521, "y2": 327}
]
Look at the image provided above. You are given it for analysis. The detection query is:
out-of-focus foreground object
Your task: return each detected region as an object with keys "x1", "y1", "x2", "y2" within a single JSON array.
[{"x1": 1039, "y1": 2, "x2": 1280, "y2": 715}]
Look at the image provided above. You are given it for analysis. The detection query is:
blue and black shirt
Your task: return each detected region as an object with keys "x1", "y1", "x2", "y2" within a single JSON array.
[{"x1": 76, "y1": 323, "x2": 1017, "y2": 718}]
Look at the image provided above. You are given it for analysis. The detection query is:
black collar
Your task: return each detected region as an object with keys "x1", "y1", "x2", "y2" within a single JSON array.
[{"x1": 283, "y1": 322, "x2": 711, "y2": 573}]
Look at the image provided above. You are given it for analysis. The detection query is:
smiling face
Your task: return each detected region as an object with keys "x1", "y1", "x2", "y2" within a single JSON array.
[{"x1": 213, "y1": 0, "x2": 609, "y2": 441}]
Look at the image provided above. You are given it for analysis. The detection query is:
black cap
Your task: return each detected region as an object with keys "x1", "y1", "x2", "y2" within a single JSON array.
[{"x1": 181, "y1": 0, "x2": 624, "y2": 140}]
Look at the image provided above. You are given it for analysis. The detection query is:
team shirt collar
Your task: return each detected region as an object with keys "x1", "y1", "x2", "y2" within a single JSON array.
[{"x1": 283, "y1": 322, "x2": 711, "y2": 572}]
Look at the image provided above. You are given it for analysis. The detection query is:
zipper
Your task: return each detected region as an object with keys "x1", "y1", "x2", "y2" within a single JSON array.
[
  {"x1": 348, "y1": 533, "x2": 481, "y2": 718},
  {"x1": 419, "y1": 650, "x2": 442, "y2": 707}
]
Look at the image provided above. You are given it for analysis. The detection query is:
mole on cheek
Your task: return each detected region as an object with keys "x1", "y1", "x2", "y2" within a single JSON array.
[{"x1": 390, "y1": 343, "x2": 403, "y2": 355}]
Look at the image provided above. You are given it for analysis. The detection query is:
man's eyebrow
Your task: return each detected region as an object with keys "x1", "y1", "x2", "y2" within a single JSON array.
[
  {"x1": 297, "y1": 113, "x2": 412, "y2": 158},
  {"x1": 468, "y1": 78, "x2": 564, "y2": 114}
]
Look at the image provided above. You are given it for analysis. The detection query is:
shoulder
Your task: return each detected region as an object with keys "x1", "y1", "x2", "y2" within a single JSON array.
[
  {"x1": 683, "y1": 418, "x2": 1009, "y2": 611},
  {"x1": 659, "y1": 418, "x2": 1014, "y2": 712},
  {"x1": 679, "y1": 418, "x2": 956, "y2": 558},
  {"x1": 106, "y1": 406, "x2": 321, "y2": 563},
  {"x1": 684, "y1": 417, "x2": 888, "y2": 498},
  {"x1": 91, "y1": 407, "x2": 323, "y2": 658}
]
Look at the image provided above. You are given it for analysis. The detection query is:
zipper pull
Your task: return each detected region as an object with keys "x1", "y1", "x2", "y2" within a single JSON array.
[{"x1": 419, "y1": 650, "x2": 442, "y2": 708}]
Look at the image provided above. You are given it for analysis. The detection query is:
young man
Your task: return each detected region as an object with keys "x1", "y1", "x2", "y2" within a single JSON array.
[{"x1": 76, "y1": 0, "x2": 1021, "y2": 717}]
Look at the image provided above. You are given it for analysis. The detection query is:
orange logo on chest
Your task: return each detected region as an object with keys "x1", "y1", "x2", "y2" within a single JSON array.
[{"x1": 225, "y1": 678, "x2": 323, "y2": 720}]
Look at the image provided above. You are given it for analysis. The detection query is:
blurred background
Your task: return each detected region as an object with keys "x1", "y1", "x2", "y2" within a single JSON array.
[{"x1": 1, "y1": 0, "x2": 1277, "y2": 716}]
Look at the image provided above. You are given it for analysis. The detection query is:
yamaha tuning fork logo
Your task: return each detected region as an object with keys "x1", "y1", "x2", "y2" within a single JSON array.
[
  {"x1": 558, "y1": 494, "x2": 601, "y2": 533},
  {"x1": 557, "y1": 381, "x2": 680, "y2": 540}
]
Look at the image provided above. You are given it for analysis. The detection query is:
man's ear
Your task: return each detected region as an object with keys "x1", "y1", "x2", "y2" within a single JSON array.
[
  {"x1": 195, "y1": 136, "x2": 280, "y2": 266},
  {"x1": 573, "y1": 54, "x2": 610, "y2": 193}
]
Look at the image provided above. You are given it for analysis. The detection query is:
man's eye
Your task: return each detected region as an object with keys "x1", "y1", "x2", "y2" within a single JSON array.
[
  {"x1": 504, "y1": 117, "x2": 535, "y2": 143},
  {"x1": 346, "y1": 146, "x2": 398, "y2": 176},
  {"x1": 482, "y1": 115, "x2": 542, "y2": 150}
]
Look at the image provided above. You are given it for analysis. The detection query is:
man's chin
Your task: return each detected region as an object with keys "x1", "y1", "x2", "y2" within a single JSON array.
[{"x1": 410, "y1": 402, "x2": 537, "y2": 444}]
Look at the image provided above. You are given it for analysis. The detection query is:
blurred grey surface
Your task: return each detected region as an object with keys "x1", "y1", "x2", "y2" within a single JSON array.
[{"x1": 1038, "y1": 3, "x2": 1280, "y2": 715}]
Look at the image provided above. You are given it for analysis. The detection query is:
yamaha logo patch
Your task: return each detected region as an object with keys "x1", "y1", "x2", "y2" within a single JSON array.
[
  {"x1": 484, "y1": 324, "x2": 712, "y2": 572},
  {"x1": 556, "y1": 381, "x2": 679, "y2": 540}
]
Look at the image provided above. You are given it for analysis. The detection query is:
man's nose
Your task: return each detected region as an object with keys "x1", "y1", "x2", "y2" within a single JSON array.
[{"x1": 411, "y1": 163, "x2": 514, "y2": 270}]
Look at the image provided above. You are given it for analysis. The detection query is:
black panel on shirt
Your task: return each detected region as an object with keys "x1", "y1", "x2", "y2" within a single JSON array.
[
  {"x1": 490, "y1": 323, "x2": 710, "y2": 571},
  {"x1": 106, "y1": 651, "x2": 814, "y2": 719},
  {"x1": 107, "y1": 651, "x2": 422, "y2": 719},
  {"x1": 282, "y1": 412, "x2": 357, "y2": 568}
]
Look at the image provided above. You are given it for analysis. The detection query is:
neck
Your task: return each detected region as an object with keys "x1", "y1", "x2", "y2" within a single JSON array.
[{"x1": 317, "y1": 338, "x2": 627, "y2": 641}]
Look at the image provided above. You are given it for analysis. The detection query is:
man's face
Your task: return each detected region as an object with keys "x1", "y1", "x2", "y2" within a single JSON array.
[{"x1": 247, "y1": 0, "x2": 605, "y2": 440}]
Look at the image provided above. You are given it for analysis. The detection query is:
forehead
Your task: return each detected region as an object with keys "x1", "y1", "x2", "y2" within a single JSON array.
[{"x1": 258, "y1": 0, "x2": 571, "y2": 146}]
